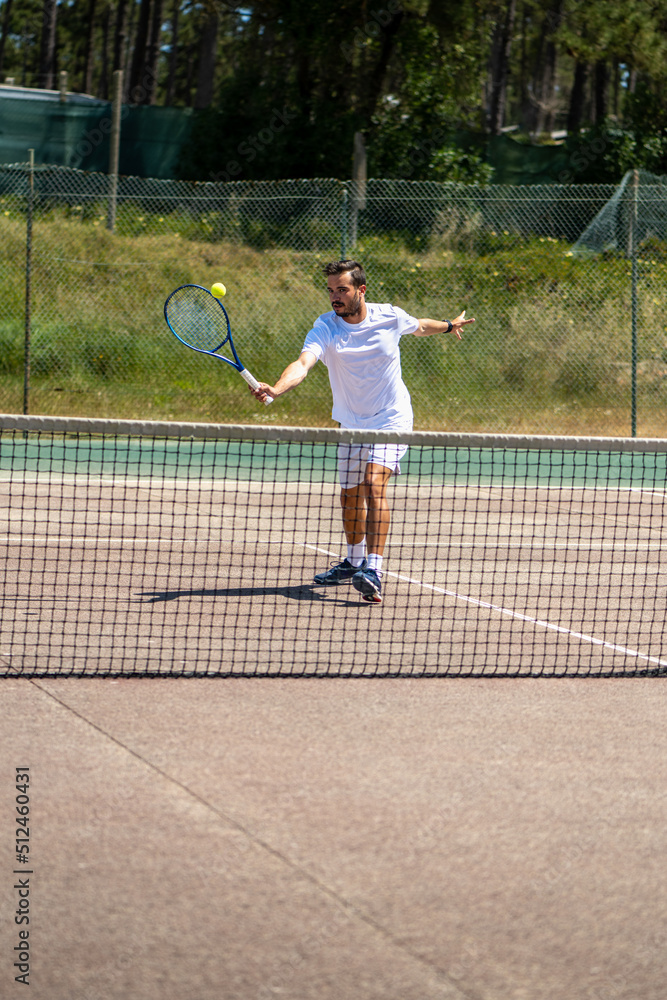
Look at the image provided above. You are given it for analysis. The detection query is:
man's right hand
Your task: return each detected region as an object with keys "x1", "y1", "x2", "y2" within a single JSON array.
[{"x1": 249, "y1": 382, "x2": 277, "y2": 404}]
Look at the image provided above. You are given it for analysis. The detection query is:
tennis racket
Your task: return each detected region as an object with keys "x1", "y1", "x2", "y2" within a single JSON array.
[{"x1": 164, "y1": 284, "x2": 273, "y2": 404}]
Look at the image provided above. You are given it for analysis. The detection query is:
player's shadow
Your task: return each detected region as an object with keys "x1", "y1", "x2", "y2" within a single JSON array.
[{"x1": 138, "y1": 583, "x2": 360, "y2": 606}]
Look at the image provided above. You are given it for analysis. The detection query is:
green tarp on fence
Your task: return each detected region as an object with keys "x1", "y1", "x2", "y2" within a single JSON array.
[
  {"x1": 486, "y1": 135, "x2": 571, "y2": 185},
  {"x1": 0, "y1": 96, "x2": 193, "y2": 178}
]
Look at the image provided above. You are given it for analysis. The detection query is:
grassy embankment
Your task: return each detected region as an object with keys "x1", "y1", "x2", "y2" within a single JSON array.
[{"x1": 1, "y1": 205, "x2": 666, "y2": 436}]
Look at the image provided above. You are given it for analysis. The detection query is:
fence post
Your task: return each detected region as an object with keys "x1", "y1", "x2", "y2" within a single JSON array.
[
  {"x1": 340, "y1": 183, "x2": 348, "y2": 260},
  {"x1": 107, "y1": 69, "x2": 123, "y2": 232},
  {"x1": 630, "y1": 169, "x2": 639, "y2": 438},
  {"x1": 350, "y1": 132, "x2": 367, "y2": 248},
  {"x1": 24, "y1": 149, "x2": 34, "y2": 416}
]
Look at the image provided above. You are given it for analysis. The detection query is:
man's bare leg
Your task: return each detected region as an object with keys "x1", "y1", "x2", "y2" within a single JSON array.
[
  {"x1": 341, "y1": 466, "x2": 392, "y2": 548},
  {"x1": 341, "y1": 463, "x2": 393, "y2": 603}
]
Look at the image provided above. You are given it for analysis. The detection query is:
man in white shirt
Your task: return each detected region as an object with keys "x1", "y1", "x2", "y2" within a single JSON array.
[{"x1": 250, "y1": 259, "x2": 474, "y2": 603}]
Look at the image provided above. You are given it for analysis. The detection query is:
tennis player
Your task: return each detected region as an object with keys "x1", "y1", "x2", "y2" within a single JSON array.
[{"x1": 250, "y1": 259, "x2": 474, "y2": 603}]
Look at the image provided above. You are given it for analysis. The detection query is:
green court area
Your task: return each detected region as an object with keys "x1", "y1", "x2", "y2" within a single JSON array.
[{"x1": 2, "y1": 427, "x2": 667, "y2": 489}]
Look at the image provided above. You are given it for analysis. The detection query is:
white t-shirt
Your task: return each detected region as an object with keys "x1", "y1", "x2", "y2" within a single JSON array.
[{"x1": 302, "y1": 303, "x2": 419, "y2": 430}]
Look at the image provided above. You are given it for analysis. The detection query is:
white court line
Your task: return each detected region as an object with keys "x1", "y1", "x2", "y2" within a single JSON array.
[
  {"x1": 302, "y1": 544, "x2": 667, "y2": 669},
  {"x1": 392, "y1": 540, "x2": 666, "y2": 551},
  {"x1": 0, "y1": 474, "x2": 336, "y2": 491},
  {"x1": 1, "y1": 471, "x2": 666, "y2": 496},
  {"x1": 0, "y1": 535, "x2": 209, "y2": 547},
  {"x1": 1, "y1": 532, "x2": 663, "y2": 561}
]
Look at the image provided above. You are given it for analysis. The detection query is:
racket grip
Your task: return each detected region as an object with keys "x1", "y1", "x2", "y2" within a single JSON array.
[{"x1": 240, "y1": 368, "x2": 273, "y2": 405}]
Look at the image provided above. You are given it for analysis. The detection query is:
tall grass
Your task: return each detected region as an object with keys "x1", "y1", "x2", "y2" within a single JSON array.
[{"x1": 1, "y1": 207, "x2": 665, "y2": 436}]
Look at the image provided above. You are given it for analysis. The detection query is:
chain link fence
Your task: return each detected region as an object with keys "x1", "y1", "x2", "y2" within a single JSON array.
[{"x1": 1, "y1": 164, "x2": 666, "y2": 436}]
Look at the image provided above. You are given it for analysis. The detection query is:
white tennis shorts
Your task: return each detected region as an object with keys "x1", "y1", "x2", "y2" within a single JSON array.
[{"x1": 338, "y1": 442, "x2": 409, "y2": 489}]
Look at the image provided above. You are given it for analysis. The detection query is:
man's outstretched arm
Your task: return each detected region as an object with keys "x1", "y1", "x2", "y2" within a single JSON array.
[
  {"x1": 414, "y1": 311, "x2": 475, "y2": 340},
  {"x1": 249, "y1": 350, "x2": 318, "y2": 404}
]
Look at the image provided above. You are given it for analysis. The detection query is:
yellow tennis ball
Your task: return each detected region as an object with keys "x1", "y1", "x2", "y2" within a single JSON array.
[{"x1": 211, "y1": 282, "x2": 226, "y2": 298}]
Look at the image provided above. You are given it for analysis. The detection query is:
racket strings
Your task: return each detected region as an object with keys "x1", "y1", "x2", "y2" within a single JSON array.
[{"x1": 166, "y1": 286, "x2": 233, "y2": 356}]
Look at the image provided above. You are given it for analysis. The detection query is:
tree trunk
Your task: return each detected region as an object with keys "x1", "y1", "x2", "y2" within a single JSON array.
[
  {"x1": 487, "y1": 0, "x2": 517, "y2": 135},
  {"x1": 122, "y1": 0, "x2": 137, "y2": 99},
  {"x1": 145, "y1": 0, "x2": 163, "y2": 104},
  {"x1": 517, "y1": 0, "x2": 530, "y2": 130},
  {"x1": 361, "y1": 7, "x2": 404, "y2": 122},
  {"x1": 593, "y1": 60, "x2": 607, "y2": 123},
  {"x1": 566, "y1": 61, "x2": 588, "y2": 133},
  {"x1": 128, "y1": 0, "x2": 152, "y2": 103},
  {"x1": 612, "y1": 61, "x2": 619, "y2": 118},
  {"x1": 0, "y1": 0, "x2": 14, "y2": 76},
  {"x1": 165, "y1": 0, "x2": 179, "y2": 106},
  {"x1": 98, "y1": 1, "x2": 110, "y2": 98},
  {"x1": 82, "y1": 0, "x2": 97, "y2": 94},
  {"x1": 184, "y1": 41, "x2": 196, "y2": 107},
  {"x1": 37, "y1": 0, "x2": 58, "y2": 89},
  {"x1": 534, "y1": 0, "x2": 565, "y2": 134},
  {"x1": 113, "y1": 0, "x2": 128, "y2": 72},
  {"x1": 194, "y1": 9, "x2": 219, "y2": 109}
]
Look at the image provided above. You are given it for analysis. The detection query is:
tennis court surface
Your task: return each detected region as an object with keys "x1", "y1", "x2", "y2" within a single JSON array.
[
  {"x1": 2, "y1": 676, "x2": 667, "y2": 1000},
  {"x1": 1, "y1": 414, "x2": 666, "y2": 677},
  {"x1": 2, "y1": 415, "x2": 666, "y2": 999}
]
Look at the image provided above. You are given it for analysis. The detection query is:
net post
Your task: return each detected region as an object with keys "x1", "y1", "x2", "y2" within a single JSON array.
[
  {"x1": 631, "y1": 168, "x2": 639, "y2": 438},
  {"x1": 23, "y1": 148, "x2": 34, "y2": 417},
  {"x1": 107, "y1": 69, "x2": 123, "y2": 233}
]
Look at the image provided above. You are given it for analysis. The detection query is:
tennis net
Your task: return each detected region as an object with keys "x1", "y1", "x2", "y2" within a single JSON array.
[{"x1": 1, "y1": 414, "x2": 665, "y2": 677}]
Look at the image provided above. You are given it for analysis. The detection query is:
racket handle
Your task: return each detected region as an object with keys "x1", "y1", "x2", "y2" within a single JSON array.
[{"x1": 240, "y1": 368, "x2": 273, "y2": 405}]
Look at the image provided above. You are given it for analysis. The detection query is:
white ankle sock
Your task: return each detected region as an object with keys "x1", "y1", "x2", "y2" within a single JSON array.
[
  {"x1": 347, "y1": 542, "x2": 366, "y2": 567},
  {"x1": 367, "y1": 553, "x2": 383, "y2": 574}
]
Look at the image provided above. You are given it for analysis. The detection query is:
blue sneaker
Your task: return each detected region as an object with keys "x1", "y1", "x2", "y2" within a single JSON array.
[
  {"x1": 352, "y1": 567, "x2": 383, "y2": 603},
  {"x1": 314, "y1": 558, "x2": 366, "y2": 585}
]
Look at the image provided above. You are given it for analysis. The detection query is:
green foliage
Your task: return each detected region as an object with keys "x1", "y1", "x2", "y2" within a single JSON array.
[
  {"x1": 171, "y1": 0, "x2": 667, "y2": 186},
  {"x1": 5, "y1": 0, "x2": 667, "y2": 187},
  {"x1": 177, "y1": 0, "x2": 489, "y2": 182},
  {"x1": 0, "y1": 0, "x2": 42, "y2": 84},
  {"x1": 563, "y1": 122, "x2": 667, "y2": 183},
  {"x1": 427, "y1": 148, "x2": 494, "y2": 185},
  {"x1": 365, "y1": 12, "x2": 486, "y2": 181}
]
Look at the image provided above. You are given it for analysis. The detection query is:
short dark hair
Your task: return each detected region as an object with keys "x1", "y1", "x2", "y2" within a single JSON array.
[{"x1": 322, "y1": 259, "x2": 366, "y2": 288}]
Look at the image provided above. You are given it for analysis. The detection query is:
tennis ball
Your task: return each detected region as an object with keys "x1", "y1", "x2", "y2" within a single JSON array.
[{"x1": 211, "y1": 282, "x2": 226, "y2": 298}]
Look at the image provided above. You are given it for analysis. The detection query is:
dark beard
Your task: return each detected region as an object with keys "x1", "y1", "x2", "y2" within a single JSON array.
[{"x1": 339, "y1": 291, "x2": 362, "y2": 318}]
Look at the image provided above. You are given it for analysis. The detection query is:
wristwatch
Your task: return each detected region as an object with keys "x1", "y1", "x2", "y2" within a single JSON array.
[{"x1": 444, "y1": 321, "x2": 453, "y2": 333}]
